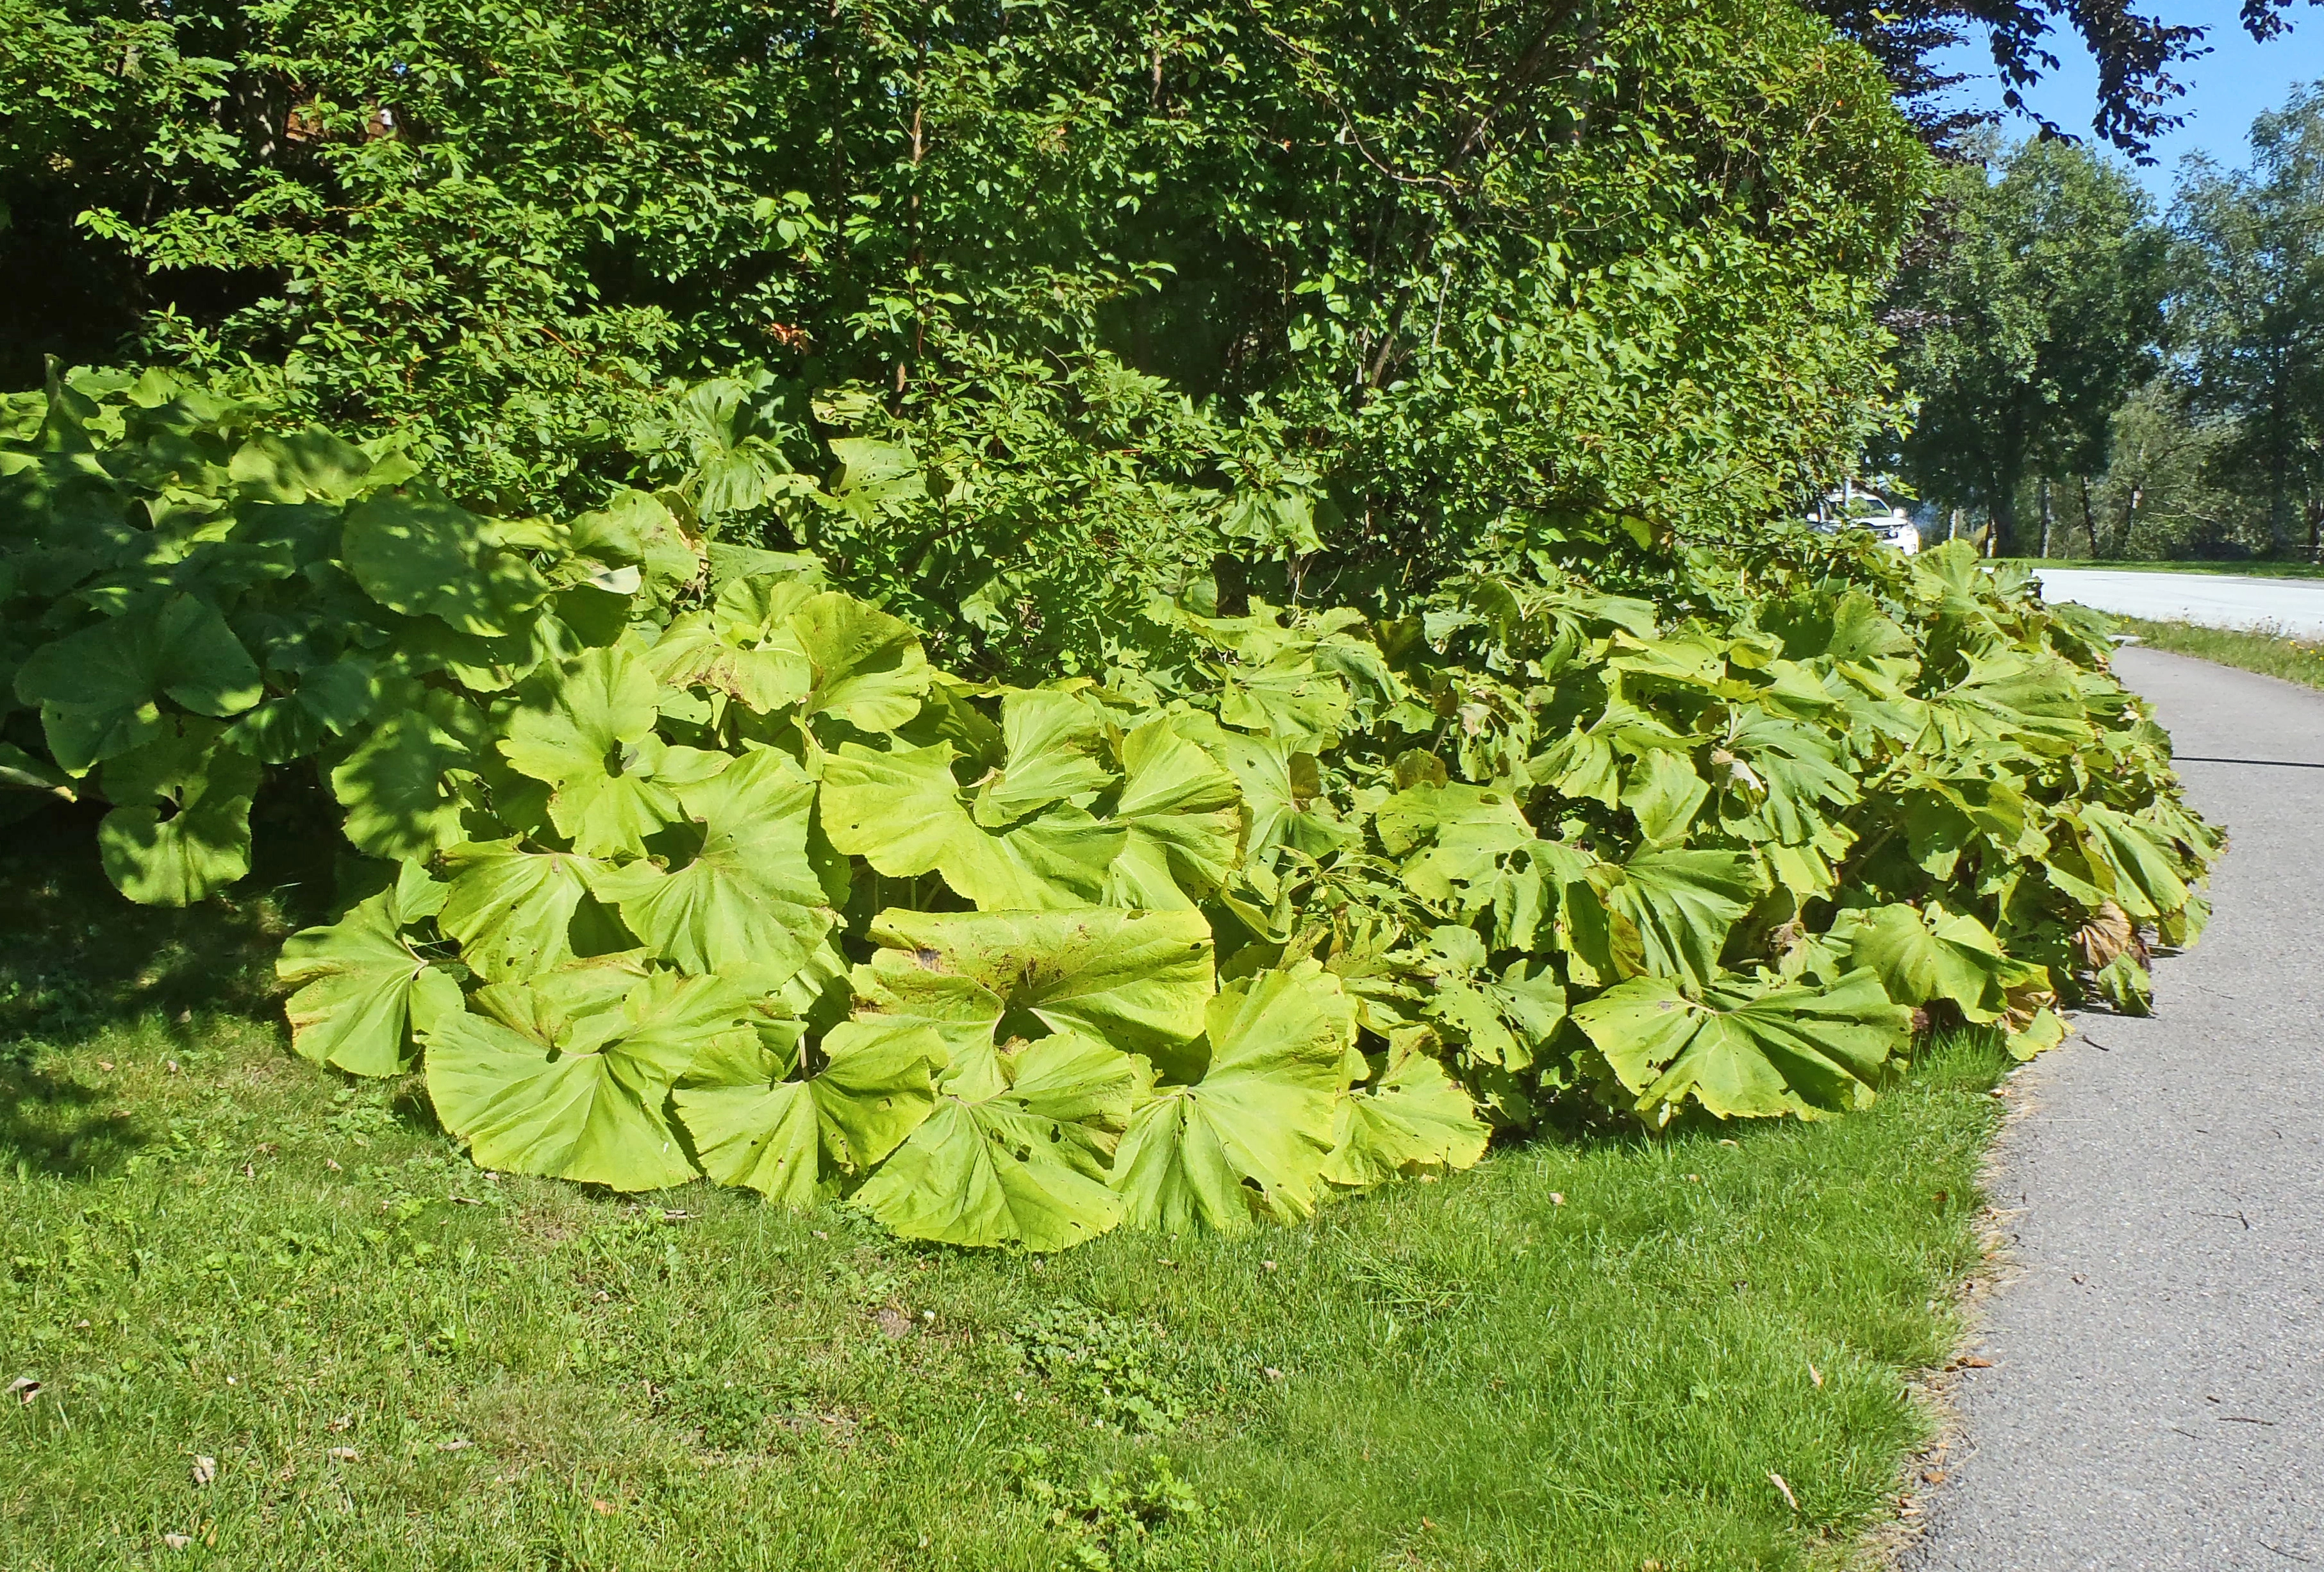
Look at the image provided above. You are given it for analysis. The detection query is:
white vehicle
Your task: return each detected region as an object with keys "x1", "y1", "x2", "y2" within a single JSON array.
[{"x1": 1807, "y1": 485, "x2": 1920, "y2": 555}]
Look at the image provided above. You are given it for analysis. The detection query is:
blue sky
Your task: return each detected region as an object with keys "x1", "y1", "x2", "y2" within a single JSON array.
[{"x1": 1931, "y1": 0, "x2": 2324, "y2": 198}]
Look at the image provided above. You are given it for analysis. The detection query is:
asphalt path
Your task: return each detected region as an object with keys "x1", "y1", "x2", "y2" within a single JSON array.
[
  {"x1": 1905, "y1": 646, "x2": 2324, "y2": 1571},
  {"x1": 2032, "y1": 567, "x2": 2324, "y2": 638}
]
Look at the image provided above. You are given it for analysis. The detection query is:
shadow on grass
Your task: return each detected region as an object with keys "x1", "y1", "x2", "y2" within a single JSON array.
[
  {"x1": 0, "y1": 785, "x2": 349, "y2": 1177},
  {"x1": 0, "y1": 789, "x2": 340, "y2": 1046},
  {"x1": 0, "y1": 1060, "x2": 151, "y2": 1177}
]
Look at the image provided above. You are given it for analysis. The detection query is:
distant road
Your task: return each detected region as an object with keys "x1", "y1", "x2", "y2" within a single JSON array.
[{"x1": 2032, "y1": 568, "x2": 2324, "y2": 639}]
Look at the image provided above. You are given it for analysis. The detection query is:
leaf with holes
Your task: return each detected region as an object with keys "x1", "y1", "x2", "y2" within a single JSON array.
[
  {"x1": 1321, "y1": 1043, "x2": 1490, "y2": 1188},
  {"x1": 856, "y1": 907, "x2": 1213, "y2": 1087},
  {"x1": 436, "y1": 840, "x2": 613, "y2": 983},
  {"x1": 1374, "y1": 781, "x2": 1536, "y2": 908}
]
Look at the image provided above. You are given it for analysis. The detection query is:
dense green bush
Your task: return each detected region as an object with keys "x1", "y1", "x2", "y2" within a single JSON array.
[
  {"x1": 3, "y1": 0, "x2": 1928, "y2": 672},
  {"x1": 0, "y1": 371, "x2": 2218, "y2": 1246}
]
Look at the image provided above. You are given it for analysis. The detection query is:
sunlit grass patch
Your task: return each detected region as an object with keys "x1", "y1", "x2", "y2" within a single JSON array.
[
  {"x1": 3, "y1": 864, "x2": 2011, "y2": 1572},
  {"x1": 2116, "y1": 616, "x2": 2324, "y2": 693}
]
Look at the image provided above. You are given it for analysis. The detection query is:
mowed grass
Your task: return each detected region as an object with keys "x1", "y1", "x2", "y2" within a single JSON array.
[
  {"x1": 1, "y1": 823, "x2": 2010, "y2": 1572},
  {"x1": 2006, "y1": 556, "x2": 2324, "y2": 580},
  {"x1": 2116, "y1": 615, "x2": 2324, "y2": 694}
]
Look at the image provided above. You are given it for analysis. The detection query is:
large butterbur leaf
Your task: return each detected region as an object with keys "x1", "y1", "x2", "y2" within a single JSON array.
[
  {"x1": 436, "y1": 840, "x2": 613, "y2": 982},
  {"x1": 341, "y1": 492, "x2": 551, "y2": 637},
  {"x1": 1321, "y1": 1043, "x2": 1491, "y2": 1189},
  {"x1": 847, "y1": 957, "x2": 1011, "y2": 1090},
  {"x1": 1713, "y1": 711, "x2": 1859, "y2": 848},
  {"x1": 591, "y1": 748, "x2": 838, "y2": 992},
  {"x1": 1192, "y1": 722, "x2": 1339, "y2": 859},
  {"x1": 1591, "y1": 848, "x2": 1761, "y2": 989},
  {"x1": 1100, "y1": 720, "x2": 1243, "y2": 908},
  {"x1": 1928, "y1": 649, "x2": 2090, "y2": 751},
  {"x1": 500, "y1": 641, "x2": 724, "y2": 855},
  {"x1": 1421, "y1": 948, "x2": 1566, "y2": 1070},
  {"x1": 329, "y1": 686, "x2": 481, "y2": 860},
  {"x1": 1844, "y1": 902, "x2": 2009, "y2": 1022},
  {"x1": 1572, "y1": 969, "x2": 1911, "y2": 1120},
  {"x1": 227, "y1": 430, "x2": 374, "y2": 503},
  {"x1": 1374, "y1": 781, "x2": 1535, "y2": 909},
  {"x1": 423, "y1": 966, "x2": 752, "y2": 1191},
  {"x1": 15, "y1": 592, "x2": 263, "y2": 773},
  {"x1": 815, "y1": 740, "x2": 967, "y2": 873},
  {"x1": 1619, "y1": 748, "x2": 1709, "y2": 845},
  {"x1": 649, "y1": 574, "x2": 818, "y2": 711},
  {"x1": 974, "y1": 689, "x2": 1114, "y2": 825},
  {"x1": 856, "y1": 907, "x2": 1214, "y2": 1079},
  {"x1": 819, "y1": 740, "x2": 1123, "y2": 909},
  {"x1": 2072, "y1": 803, "x2": 2193, "y2": 921},
  {"x1": 851, "y1": 1030, "x2": 1134, "y2": 1250},
  {"x1": 277, "y1": 871, "x2": 461, "y2": 1075},
  {"x1": 227, "y1": 656, "x2": 378, "y2": 765},
  {"x1": 678, "y1": 1038, "x2": 820, "y2": 1206},
  {"x1": 1110, "y1": 962, "x2": 1355, "y2": 1233},
  {"x1": 565, "y1": 489, "x2": 702, "y2": 596},
  {"x1": 1218, "y1": 663, "x2": 1350, "y2": 749},
  {"x1": 94, "y1": 715, "x2": 262, "y2": 904},
  {"x1": 792, "y1": 591, "x2": 929, "y2": 730},
  {"x1": 673, "y1": 1017, "x2": 942, "y2": 1205}
]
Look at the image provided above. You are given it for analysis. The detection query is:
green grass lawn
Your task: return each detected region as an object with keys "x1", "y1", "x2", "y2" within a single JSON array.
[
  {"x1": 1, "y1": 822, "x2": 2007, "y2": 1572},
  {"x1": 2005, "y1": 556, "x2": 2324, "y2": 580},
  {"x1": 2118, "y1": 617, "x2": 2324, "y2": 693}
]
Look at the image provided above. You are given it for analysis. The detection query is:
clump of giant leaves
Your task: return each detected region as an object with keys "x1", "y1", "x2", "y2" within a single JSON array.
[{"x1": 0, "y1": 370, "x2": 2220, "y2": 1249}]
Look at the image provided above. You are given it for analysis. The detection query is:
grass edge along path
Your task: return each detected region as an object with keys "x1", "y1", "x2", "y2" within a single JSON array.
[
  {"x1": 1, "y1": 844, "x2": 2011, "y2": 1572},
  {"x1": 2004, "y1": 558, "x2": 2324, "y2": 581},
  {"x1": 2115, "y1": 617, "x2": 2324, "y2": 694}
]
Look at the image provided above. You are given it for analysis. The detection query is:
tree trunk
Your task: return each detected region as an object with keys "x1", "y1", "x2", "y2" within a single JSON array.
[
  {"x1": 2080, "y1": 476, "x2": 2099, "y2": 558},
  {"x1": 2114, "y1": 487, "x2": 2140, "y2": 560},
  {"x1": 2038, "y1": 477, "x2": 2054, "y2": 560},
  {"x1": 1991, "y1": 490, "x2": 2019, "y2": 558}
]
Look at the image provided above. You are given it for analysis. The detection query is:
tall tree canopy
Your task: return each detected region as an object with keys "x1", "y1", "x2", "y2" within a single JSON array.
[
  {"x1": 2173, "y1": 85, "x2": 2324, "y2": 552},
  {"x1": 1886, "y1": 136, "x2": 2166, "y2": 551},
  {"x1": 1808, "y1": 0, "x2": 2318, "y2": 157}
]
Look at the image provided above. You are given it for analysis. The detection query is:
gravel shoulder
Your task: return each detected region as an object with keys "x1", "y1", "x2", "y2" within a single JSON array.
[{"x1": 1904, "y1": 646, "x2": 2324, "y2": 1571}]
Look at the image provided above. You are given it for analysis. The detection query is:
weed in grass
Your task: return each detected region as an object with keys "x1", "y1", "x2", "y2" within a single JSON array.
[
  {"x1": 1012, "y1": 1302, "x2": 1199, "y2": 1435},
  {"x1": 1002, "y1": 1446, "x2": 1215, "y2": 1571}
]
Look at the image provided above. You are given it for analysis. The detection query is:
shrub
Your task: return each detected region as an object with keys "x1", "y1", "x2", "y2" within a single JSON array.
[{"x1": 0, "y1": 370, "x2": 2217, "y2": 1246}]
